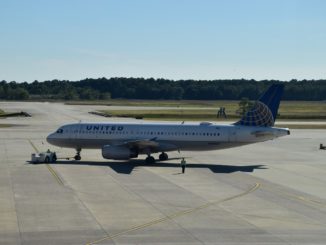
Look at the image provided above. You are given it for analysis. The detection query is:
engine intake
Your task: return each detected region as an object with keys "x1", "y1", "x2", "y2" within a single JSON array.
[{"x1": 102, "y1": 145, "x2": 138, "y2": 160}]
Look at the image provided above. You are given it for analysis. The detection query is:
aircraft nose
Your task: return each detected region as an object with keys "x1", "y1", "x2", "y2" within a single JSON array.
[{"x1": 46, "y1": 133, "x2": 55, "y2": 145}]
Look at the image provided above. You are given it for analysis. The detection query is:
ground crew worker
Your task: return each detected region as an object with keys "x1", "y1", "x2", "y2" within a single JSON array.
[{"x1": 181, "y1": 158, "x2": 186, "y2": 174}]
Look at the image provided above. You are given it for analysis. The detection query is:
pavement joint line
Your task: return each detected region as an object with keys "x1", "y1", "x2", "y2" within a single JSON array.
[
  {"x1": 86, "y1": 182, "x2": 260, "y2": 245},
  {"x1": 264, "y1": 185, "x2": 326, "y2": 208},
  {"x1": 27, "y1": 139, "x2": 64, "y2": 186}
]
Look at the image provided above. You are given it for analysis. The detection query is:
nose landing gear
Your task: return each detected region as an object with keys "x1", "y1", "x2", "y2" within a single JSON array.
[{"x1": 74, "y1": 148, "x2": 81, "y2": 161}]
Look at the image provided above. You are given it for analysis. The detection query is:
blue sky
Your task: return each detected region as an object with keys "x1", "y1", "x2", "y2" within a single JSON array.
[{"x1": 1, "y1": 0, "x2": 326, "y2": 82}]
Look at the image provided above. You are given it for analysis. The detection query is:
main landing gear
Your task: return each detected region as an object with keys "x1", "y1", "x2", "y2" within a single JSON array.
[
  {"x1": 145, "y1": 152, "x2": 169, "y2": 164},
  {"x1": 145, "y1": 155, "x2": 155, "y2": 164},
  {"x1": 159, "y1": 152, "x2": 168, "y2": 161},
  {"x1": 74, "y1": 148, "x2": 81, "y2": 161}
]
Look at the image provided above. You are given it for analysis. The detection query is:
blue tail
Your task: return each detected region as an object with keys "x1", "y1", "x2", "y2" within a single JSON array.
[{"x1": 235, "y1": 84, "x2": 284, "y2": 127}]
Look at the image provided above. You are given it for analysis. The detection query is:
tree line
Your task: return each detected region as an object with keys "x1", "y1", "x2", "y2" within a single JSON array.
[{"x1": 0, "y1": 78, "x2": 326, "y2": 101}]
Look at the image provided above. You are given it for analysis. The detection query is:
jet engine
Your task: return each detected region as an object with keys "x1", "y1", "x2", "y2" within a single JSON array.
[{"x1": 102, "y1": 145, "x2": 138, "y2": 160}]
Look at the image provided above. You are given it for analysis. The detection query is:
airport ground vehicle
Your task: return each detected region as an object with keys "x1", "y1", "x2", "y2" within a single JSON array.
[{"x1": 31, "y1": 151, "x2": 57, "y2": 164}]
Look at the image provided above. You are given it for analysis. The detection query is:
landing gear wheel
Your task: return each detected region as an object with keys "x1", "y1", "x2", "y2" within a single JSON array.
[
  {"x1": 159, "y1": 152, "x2": 168, "y2": 161},
  {"x1": 145, "y1": 156, "x2": 155, "y2": 164},
  {"x1": 74, "y1": 148, "x2": 81, "y2": 161},
  {"x1": 74, "y1": 155, "x2": 81, "y2": 161}
]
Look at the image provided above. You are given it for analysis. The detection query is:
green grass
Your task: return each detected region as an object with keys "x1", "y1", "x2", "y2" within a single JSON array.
[
  {"x1": 97, "y1": 100, "x2": 326, "y2": 120},
  {"x1": 277, "y1": 101, "x2": 326, "y2": 119},
  {"x1": 66, "y1": 99, "x2": 238, "y2": 108},
  {"x1": 0, "y1": 124, "x2": 13, "y2": 128},
  {"x1": 71, "y1": 99, "x2": 326, "y2": 118},
  {"x1": 275, "y1": 124, "x2": 326, "y2": 129},
  {"x1": 98, "y1": 109, "x2": 234, "y2": 120}
]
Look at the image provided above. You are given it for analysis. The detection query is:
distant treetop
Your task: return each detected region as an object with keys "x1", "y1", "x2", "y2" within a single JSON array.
[{"x1": 0, "y1": 78, "x2": 325, "y2": 101}]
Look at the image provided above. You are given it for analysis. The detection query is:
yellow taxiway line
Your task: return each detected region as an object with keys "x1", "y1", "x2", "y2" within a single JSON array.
[
  {"x1": 28, "y1": 139, "x2": 39, "y2": 153},
  {"x1": 28, "y1": 139, "x2": 64, "y2": 186},
  {"x1": 45, "y1": 163, "x2": 64, "y2": 185},
  {"x1": 264, "y1": 185, "x2": 326, "y2": 208},
  {"x1": 86, "y1": 182, "x2": 260, "y2": 245}
]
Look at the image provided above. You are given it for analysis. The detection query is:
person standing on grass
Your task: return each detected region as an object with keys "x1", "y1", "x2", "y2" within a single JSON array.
[{"x1": 181, "y1": 158, "x2": 186, "y2": 174}]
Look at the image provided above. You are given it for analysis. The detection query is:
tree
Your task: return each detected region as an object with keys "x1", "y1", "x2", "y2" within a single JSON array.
[
  {"x1": 0, "y1": 86, "x2": 4, "y2": 99},
  {"x1": 16, "y1": 88, "x2": 29, "y2": 100},
  {"x1": 79, "y1": 88, "x2": 100, "y2": 100},
  {"x1": 63, "y1": 90, "x2": 79, "y2": 100},
  {"x1": 237, "y1": 98, "x2": 254, "y2": 116},
  {"x1": 99, "y1": 92, "x2": 111, "y2": 100}
]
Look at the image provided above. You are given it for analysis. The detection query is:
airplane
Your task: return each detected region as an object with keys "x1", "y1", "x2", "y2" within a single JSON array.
[{"x1": 46, "y1": 84, "x2": 290, "y2": 164}]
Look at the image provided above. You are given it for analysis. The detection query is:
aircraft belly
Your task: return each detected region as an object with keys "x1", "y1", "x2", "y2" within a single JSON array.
[
  {"x1": 52, "y1": 138, "x2": 250, "y2": 152},
  {"x1": 164, "y1": 140, "x2": 247, "y2": 151},
  {"x1": 52, "y1": 138, "x2": 111, "y2": 149}
]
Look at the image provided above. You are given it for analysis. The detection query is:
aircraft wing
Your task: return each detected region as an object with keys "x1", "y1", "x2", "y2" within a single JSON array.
[
  {"x1": 116, "y1": 137, "x2": 177, "y2": 153},
  {"x1": 122, "y1": 138, "x2": 159, "y2": 149}
]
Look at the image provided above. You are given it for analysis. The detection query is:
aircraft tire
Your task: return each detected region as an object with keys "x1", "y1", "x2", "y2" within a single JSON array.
[
  {"x1": 145, "y1": 156, "x2": 155, "y2": 164},
  {"x1": 159, "y1": 152, "x2": 168, "y2": 161}
]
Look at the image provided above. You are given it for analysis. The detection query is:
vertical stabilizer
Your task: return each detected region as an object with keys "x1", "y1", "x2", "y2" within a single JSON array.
[{"x1": 235, "y1": 84, "x2": 284, "y2": 127}]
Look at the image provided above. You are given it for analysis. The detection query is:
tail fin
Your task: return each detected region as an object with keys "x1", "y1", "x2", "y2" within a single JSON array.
[{"x1": 235, "y1": 84, "x2": 284, "y2": 127}]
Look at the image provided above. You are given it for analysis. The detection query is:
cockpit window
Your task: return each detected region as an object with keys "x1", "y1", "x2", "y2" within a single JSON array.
[{"x1": 56, "y1": 129, "x2": 63, "y2": 134}]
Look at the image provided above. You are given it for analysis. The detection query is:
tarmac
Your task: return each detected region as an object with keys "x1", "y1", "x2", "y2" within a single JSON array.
[{"x1": 1, "y1": 101, "x2": 326, "y2": 245}]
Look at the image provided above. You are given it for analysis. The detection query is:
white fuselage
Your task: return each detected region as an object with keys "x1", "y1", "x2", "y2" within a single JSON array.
[{"x1": 47, "y1": 121, "x2": 290, "y2": 154}]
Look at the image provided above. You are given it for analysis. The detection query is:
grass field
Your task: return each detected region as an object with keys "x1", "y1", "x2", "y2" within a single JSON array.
[
  {"x1": 66, "y1": 99, "x2": 225, "y2": 107},
  {"x1": 274, "y1": 124, "x2": 326, "y2": 129},
  {"x1": 0, "y1": 124, "x2": 13, "y2": 128},
  {"x1": 96, "y1": 100, "x2": 326, "y2": 121},
  {"x1": 98, "y1": 109, "x2": 225, "y2": 120}
]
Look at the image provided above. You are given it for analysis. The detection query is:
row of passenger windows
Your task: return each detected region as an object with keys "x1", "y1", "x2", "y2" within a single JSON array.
[{"x1": 73, "y1": 130, "x2": 220, "y2": 136}]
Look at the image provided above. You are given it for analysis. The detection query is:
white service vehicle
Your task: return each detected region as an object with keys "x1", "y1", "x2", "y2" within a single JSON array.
[{"x1": 31, "y1": 150, "x2": 57, "y2": 164}]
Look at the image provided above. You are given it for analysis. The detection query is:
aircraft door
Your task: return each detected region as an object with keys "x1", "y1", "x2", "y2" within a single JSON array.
[{"x1": 71, "y1": 124, "x2": 81, "y2": 140}]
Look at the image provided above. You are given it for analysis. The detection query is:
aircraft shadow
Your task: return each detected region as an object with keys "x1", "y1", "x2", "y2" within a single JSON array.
[{"x1": 51, "y1": 159, "x2": 267, "y2": 175}]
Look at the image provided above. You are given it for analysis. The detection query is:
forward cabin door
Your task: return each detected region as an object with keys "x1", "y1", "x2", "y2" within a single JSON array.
[{"x1": 71, "y1": 124, "x2": 82, "y2": 142}]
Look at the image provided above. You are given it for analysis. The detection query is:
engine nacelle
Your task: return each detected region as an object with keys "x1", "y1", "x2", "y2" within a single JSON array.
[{"x1": 102, "y1": 145, "x2": 138, "y2": 160}]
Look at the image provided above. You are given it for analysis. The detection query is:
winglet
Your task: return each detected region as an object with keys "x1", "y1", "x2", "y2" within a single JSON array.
[{"x1": 235, "y1": 84, "x2": 284, "y2": 127}]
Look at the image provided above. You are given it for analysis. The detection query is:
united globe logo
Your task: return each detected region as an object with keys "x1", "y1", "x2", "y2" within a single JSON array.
[{"x1": 236, "y1": 101, "x2": 274, "y2": 127}]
